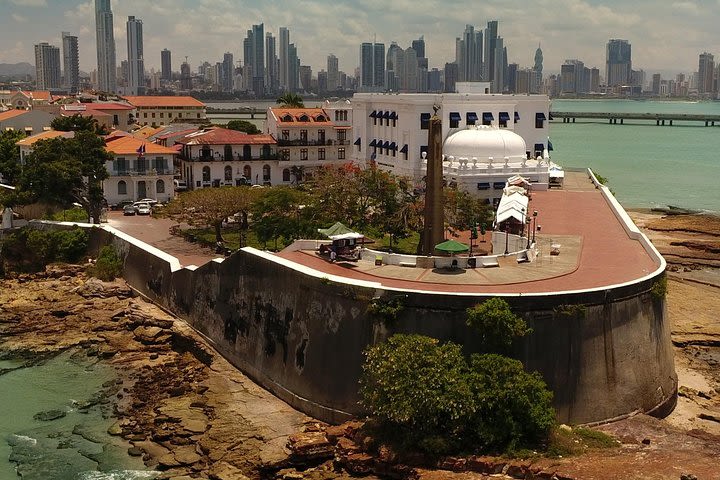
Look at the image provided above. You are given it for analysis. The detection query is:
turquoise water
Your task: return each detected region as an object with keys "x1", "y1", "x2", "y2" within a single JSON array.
[
  {"x1": 550, "y1": 99, "x2": 720, "y2": 212},
  {"x1": 0, "y1": 351, "x2": 153, "y2": 480}
]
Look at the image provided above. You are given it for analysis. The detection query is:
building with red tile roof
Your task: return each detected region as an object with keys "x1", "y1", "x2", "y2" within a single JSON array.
[
  {"x1": 123, "y1": 96, "x2": 207, "y2": 128},
  {"x1": 265, "y1": 107, "x2": 354, "y2": 184},
  {"x1": 0, "y1": 109, "x2": 57, "y2": 136}
]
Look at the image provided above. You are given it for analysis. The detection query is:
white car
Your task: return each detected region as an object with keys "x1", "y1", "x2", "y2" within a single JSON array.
[
  {"x1": 136, "y1": 198, "x2": 158, "y2": 206},
  {"x1": 134, "y1": 203, "x2": 151, "y2": 215}
]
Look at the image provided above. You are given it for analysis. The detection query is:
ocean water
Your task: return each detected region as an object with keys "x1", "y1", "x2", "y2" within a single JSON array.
[
  {"x1": 549, "y1": 99, "x2": 720, "y2": 212},
  {"x1": 0, "y1": 351, "x2": 153, "y2": 480}
]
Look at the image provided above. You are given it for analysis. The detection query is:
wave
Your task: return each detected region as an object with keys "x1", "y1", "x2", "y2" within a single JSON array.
[
  {"x1": 78, "y1": 470, "x2": 158, "y2": 480},
  {"x1": 6, "y1": 434, "x2": 38, "y2": 446}
]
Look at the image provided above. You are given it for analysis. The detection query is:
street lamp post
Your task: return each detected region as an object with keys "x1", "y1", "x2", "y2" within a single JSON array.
[
  {"x1": 526, "y1": 216, "x2": 532, "y2": 249},
  {"x1": 504, "y1": 223, "x2": 509, "y2": 255},
  {"x1": 532, "y1": 210, "x2": 538, "y2": 243}
]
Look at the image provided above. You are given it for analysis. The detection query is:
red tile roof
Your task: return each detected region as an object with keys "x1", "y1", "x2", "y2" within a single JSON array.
[
  {"x1": 271, "y1": 107, "x2": 334, "y2": 126},
  {"x1": 105, "y1": 136, "x2": 178, "y2": 155},
  {"x1": 123, "y1": 96, "x2": 205, "y2": 108},
  {"x1": 16, "y1": 130, "x2": 74, "y2": 146},
  {"x1": 85, "y1": 102, "x2": 134, "y2": 111},
  {"x1": 0, "y1": 110, "x2": 29, "y2": 121},
  {"x1": 176, "y1": 127, "x2": 276, "y2": 146}
]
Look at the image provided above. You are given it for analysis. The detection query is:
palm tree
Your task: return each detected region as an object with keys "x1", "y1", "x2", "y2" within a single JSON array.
[{"x1": 276, "y1": 93, "x2": 305, "y2": 108}]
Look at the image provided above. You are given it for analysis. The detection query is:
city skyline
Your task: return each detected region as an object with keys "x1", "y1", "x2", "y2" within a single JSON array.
[{"x1": 2, "y1": 0, "x2": 719, "y2": 78}]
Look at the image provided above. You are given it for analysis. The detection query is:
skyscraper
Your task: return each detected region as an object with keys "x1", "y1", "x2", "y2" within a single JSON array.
[
  {"x1": 265, "y1": 33, "x2": 278, "y2": 94},
  {"x1": 161, "y1": 49, "x2": 171, "y2": 81},
  {"x1": 483, "y1": 20, "x2": 498, "y2": 84},
  {"x1": 455, "y1": 25, "x2": 482, "y2": 83},
  {"x1": 126, "y1": 16, "x2": 145, "y2": 95},
  {"x1": 95, "y1": 0, "x2": 116, "y2": 92},
  {"x1": 288, "y1": 44, "x2": 300, "y2": 93},
  {"x1": 278, "y1": 27, "x2": 290, "y2": 91},
  {"x1": 533, "y1": 45, "x2": 543, "y2": 93},
  {"x1": 605, "y1": 39, "x2": 632, "y2": 87},
  {"x1": 252, "y1": 24, "x2": 265, "y2": 95},
  {"x1": 222, "y1": 52, "x2": 234, "y2": 92},
  {"x1": 180, "y1": 61, "x2": 192, "y2": 90},
  {"x1": 62, "y1": 32, "x2": 79, "y2": 93},
  {"x1": 698, "y1": 52, "x2": 715, "y2": 95},
  {"x1": 359, "y1": 41, "x2": 385, "y2": 92},
  {"x1": 34, "y1": 42, "x2": 61, "y2": 90},
  {"x1": 327, "y1": 54, "x2": 339, "y2": 91}
]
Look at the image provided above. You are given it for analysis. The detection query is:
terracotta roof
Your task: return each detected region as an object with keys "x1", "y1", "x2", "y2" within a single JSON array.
[
  {"x1": 271, "y1": 107, "x2": 334, "y2": 126},
  {"x1": 15, "y1": 90, "x2": 52, "y2": 101},
  {"x1": 132, "y1": 125, "x2": 165, "y2": 139},
  {"x1": 85, "y1": 102, "x2": 134, "y2": 111},
  {"x1": 16, "y1": 130, "x2": 74, "y2": 146},
  {"x1": 176, "y1": 127, "x2": 276, "y2": 146},
  {"x1": 105, "y1": 136, "x2": 178, "y2": 155},
  {"x1": 0, "y1": 110, "x2": 29, "y2": 121},
  {"x1": 123, "y1": 96, "x2": 205, "y2": 108}
]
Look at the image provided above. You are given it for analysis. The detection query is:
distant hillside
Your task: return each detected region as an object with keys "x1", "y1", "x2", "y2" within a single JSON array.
[{"x1": 0, "y1": 62, "x2": 35, "y2": 78}]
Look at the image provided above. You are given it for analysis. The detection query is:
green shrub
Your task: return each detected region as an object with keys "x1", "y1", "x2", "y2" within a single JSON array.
[
  {"x1": 367, "y1": 297, "x2": 405, "y2": 324},
  {"x1": 360, "y1": 334, "x2": 556, "y2": 455},
  {"x1": 87, "y1": 245, "x2": 122, "y2": 281},
  {"x1": 651, "y1": 275, "x2": 667, "y2": 299},
  {"x1": 0, "y1": 227, "x2": 88, "y2": 272},
  {"x1": 54, "y1": 228, "x2": 89, "y2": 262},
  {"x1": 554, "y1": 304, "x2": 587, "y2": 320},
  {"x1": 466, "y1": 298, "x2": 531, "y2": 354},
  {"x1": 49, "y1": 207, "x2": 88, "y2": 223}
]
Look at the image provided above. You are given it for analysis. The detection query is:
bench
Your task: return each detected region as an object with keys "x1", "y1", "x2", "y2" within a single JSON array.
[
  {"x1": 480, "y1": 257, "x2": 499, "y2": 267},
  {"x1": 399, "y1": 261, "x2": 416, "y2": 268}
]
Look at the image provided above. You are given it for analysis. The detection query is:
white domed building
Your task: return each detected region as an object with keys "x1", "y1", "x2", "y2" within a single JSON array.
[{"x1": 435, "y1": 125, "x2": 551, "y2": 205}]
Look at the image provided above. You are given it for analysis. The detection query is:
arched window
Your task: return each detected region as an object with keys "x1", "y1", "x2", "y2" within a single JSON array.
[
  {"x1": 224, "y1": 165, "x2": 232, "y2": 181},
  {"x1": 202, "y1": 166, "x2": 211, "y2": 182},
  {"x1": 262, "y1": 164, "x2": 271, "y2": 181},
  {"x1": 243, "y1": 165, "x2": 251, "y2": 179},
  {"x1": 299, "y1": 114, "x2": 309, "y2": 122},
  {"x1": 282, "y1": 168, "x2": 290, "y2": 182},
  {"x1": 224, "y1": 144, "x2": 233, "y2": 161},
  {"x1": 315, "y1": 114, "x2": 326, "y2": 122},
  {"x1": 156, "y1": 179, "x2": 165, "y2": 194},
  {"x1": 281, "y1": 114, "x2": 293, "y2": 122},
  {"x1": 117, "y1": 180, "x2": 127, "y2": 195}
]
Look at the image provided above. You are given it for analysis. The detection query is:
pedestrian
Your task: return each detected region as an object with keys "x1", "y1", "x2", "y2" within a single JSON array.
[{"x1": 330, "y1": 249, "x2": 337, "y2": 262}]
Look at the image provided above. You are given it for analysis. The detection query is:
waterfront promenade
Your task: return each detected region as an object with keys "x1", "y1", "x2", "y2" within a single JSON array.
[{"x1": 551, "y1": 111, "x2": 720, "y2": 126}]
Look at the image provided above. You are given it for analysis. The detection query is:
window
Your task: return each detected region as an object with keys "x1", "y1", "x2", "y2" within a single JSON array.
[
  {"x1": 143, "y1": 112, "x2": 147, "y2": 118},
  {"x1": 243, "y1": 145, "x2": 252, "y2": 160},
  {"x1": 467, "y1": 112, "x2": 478, "y2": 125},
  {"x1": 224, "y1": 145, "x2": 233, "y2": 161},
  {"x1": 156, "y1": 179, "x2": 165, "y2": 194},
  {"x1": 160, "y1": 113, "x2": 164, "y2": 118},
  {"x1": 299, "y1": 114, "x2": 309, "y2": 122},
  {"x1": 535, "y1": 112, "x2": 546, "y2": 129},
  {"x1": 117, "y1": 180, "x2": 127, "y2": 195},
  {"x1": 281, "y1": 130, "x2": 290, "y2": 140},
  {"x1": 482, "y1": 112, "x2": 494, "y2": 126},
  {"x1": 337, "y1": 129, "x2": 346, "y2": 142},
  {"x1": 263, "y1": 164, "x2": 271, "y2": 181},
  {"x1": 136, "y1": 157, "x2": 147, "y2": 173},
  {"x1": 116, "y1": 157, "x2": 128, "y2": 174},
  {"x1": 200, "y1": 146, "x2": 212, "y2": 160},
  {"x1": 282, "y1": 168, "x2": 290, "y2": 182},
  {"x1": 338, "y1": 148, "x2": 345, "y2": 160},
  {"x1": 300, "y1": 129, "x2": 307, "y2": 142},
  {"x1": 280, "y1": 149, "x2": 290, "y2": 161},
  {"x1": 420, "y1": 113, "x2": 431, "y2": 130},
  {"x1": 499, "y1": 112, "x2": 510, "y2": 128},
  {"x1": 243, "y1": 165, "x2": 251, "y2": 179},
  {"x1": 113, "y1": 114, "x2": 119, "y2": 125},
  {"x1": 202, "y1": 166, "x2": 211, "y2": 182},
  {"x1": 300, "y1": 149, "x2": 308, "y2": 160},
  {"x1": 152, "y1": 113, "x2": 156, "y2": 118},
  {"x1": 318, "y1": 148, "x2": 325, "y2": 160},
  {"x1": 318, "y1": 129, "x2": 325, "y2": 143},
  {"x1": 449, "y1": 112, "x2": 461, "y2": 128},
  {"x1": 224, "y1": 165, "x2": 232, "y2": 181},
  {"x1": 282, "y1": 114, "x2": 293, "y2": 122}
]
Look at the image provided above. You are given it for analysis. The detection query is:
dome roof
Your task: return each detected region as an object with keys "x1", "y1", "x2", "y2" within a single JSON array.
[{"x1": 443, "y1": 126, "x2": 527, "y2": 160}]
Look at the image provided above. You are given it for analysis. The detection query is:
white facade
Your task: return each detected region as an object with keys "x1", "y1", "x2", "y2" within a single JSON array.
[{"x1": 351, "y1": 83, "x2": 551, "y2": 201}]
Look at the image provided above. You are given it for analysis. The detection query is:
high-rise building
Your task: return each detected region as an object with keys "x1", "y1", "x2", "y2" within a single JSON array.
[
  {"x1": 252, "y1": 24, "x2": 265, "y2": 95},
  {"x1": 289, "y1": 44, "x2": 300, "y2": 93},
  {"x1": 412, "y1": 36, "x2": 427, "y2": 69},
  {"x1": 265, "y1": 33, "x2": 278, "y2": 94},
  {"x1": 444, "y1": 62, "x2": 458, "y2": 92},
  {"x1": 561, "y1": 59, "x2": 585, "y2": 94},
  {"x1": 327, "y1": 54, "x2": 339, "y2": 91},
  {"x1": 95, "y1": 0, "x2": 116, "y2": 92},
  {"x1": 126, "y1": 16, "x2": 145, "y2": 95},
  {"x1": 455, "y1": 25, "x2": 482, "y2": 83},
  {"x1": 34, "y1": 42, "x2": 61, "y2": 90},
  {"x1": 359, "y1": 41, "x2": 385, "y2": 92},
  {"x1": 299, "y1": 65, "x2": 311, "y2": 93},
  {"x1": 62, "y1": 32, "x2": 79, "y2": 93},
  {"x1": 278, "y1": 27, "x2": 290, "y2": 91},
  {"x1": 533, "y1": 45, "x2": 543, "y2": 93},
  {"x1": 161, "y1": 49, "x2": 171, "y2": 81},
  {"x1": 698, "y1": 52, "x2": 715, "y2": 95},
  {"x1": 492, "y1": 37, "x2": 504, "y2": 93},
  {"x1": 180, "y1": 61, "x2": 192, "y2": 90},
  {"x1": 484, "y1": 20, "x2": 498, "y2": 85},
  {"x1": 222, "y1": 52, "x2": 234, "y2": 92},
  {"x1": 605, "y1": 39, "x2": 632, "y2": 87}
]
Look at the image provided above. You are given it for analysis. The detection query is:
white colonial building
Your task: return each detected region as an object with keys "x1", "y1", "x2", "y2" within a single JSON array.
[
  {"x1": 351, "y1": 82, "x2": 553, "y2": 202},
  {"x1": 265, "y1": 107, "x2": 352, "y2": 182},
  {"x1": 123, "y1": 96, "x2": 207, "y2": 128},
  {"x1": 175, "y1": 127, "x2": 279, "y2": 188},
  {"x1": 103, "y1": 135, "x2": 176, "y2": 205}
]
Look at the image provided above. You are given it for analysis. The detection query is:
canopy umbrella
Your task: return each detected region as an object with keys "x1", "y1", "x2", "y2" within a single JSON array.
[
  {"x1": 434, "y1": 239, "x2": 469, "y2": 254},
  {"x1": 318, "y1": 222, "x2": 355, "y2": 238}
]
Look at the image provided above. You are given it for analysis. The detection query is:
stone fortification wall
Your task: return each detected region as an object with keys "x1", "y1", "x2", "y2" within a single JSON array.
[{"x1": 80, "y1": 223, "x2": 675, "y2": 425}]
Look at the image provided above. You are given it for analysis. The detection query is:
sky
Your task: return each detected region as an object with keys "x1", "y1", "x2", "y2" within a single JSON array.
[{"x1": 1, "y1": 0, "x2": 719, "y2": 78}]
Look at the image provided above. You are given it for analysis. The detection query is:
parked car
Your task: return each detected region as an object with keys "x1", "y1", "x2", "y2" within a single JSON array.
[
  {"x1": 173, "y1": 179, "x2": 188, "y2": 191},
  {"x1": 115, "y1": 199, "x2": 135, "y2": 211},
  {"x1": 135, "y1": 203, "x2": 152, "y2": 215},
  {"x1": 136, "y1": 198, "x2": 158, "y2": 206},
  {"x1": 123, "y1": 204, "x2": 137, "y2": 216}
]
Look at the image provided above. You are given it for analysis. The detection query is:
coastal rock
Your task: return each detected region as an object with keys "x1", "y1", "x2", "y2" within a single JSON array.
[
  {"x1": 173, "y1": 445, "x2": 202, "y2": 465},
  {"x1": 287, "y1": 432, "x2": 333, "y2": 463},
  {"x1": 33, "y1": 409, "x2": 66, "y2": 421},
  {"x1": 209, "y1": 461, "x2": 251, "y2": 480},
  {"x1": 133, "y1": 325, "x2": 165, "y2": 343},
  {"x1": 107, "y1": 421, "x2": 123, "y2": 435}
]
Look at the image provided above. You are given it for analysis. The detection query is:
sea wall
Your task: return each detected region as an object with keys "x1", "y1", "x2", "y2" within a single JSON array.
[{"x1": 30, "y1": 197, "x2": 676, "y2": 425}]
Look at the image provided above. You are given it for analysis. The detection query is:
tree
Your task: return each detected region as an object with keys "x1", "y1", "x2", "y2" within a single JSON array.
[
  {"x1": 225, "y1": 120, "x2": 261, "y2": 134},
  {"x1": 251, "y1": 186, "x2": 311, "y2": 249},
  {"x1": 466, "y1": 298, "x2": 531, "y2": 354},
  {"x1": 467, "y1": 354, "x2": 555, "y2": 450},
  {"x1": 0, "y1": 129, "x2": 25, "y2": 185},
  {"x1": 160, "y1": 186, "x2": 257, "y2": 243},
  {"x1": 444, "y1": 187, "x2": 493, "y2": 236},
  {"x1": 51, "y1": 113, "x2": 109, "y2": 135},
  {"x1": 11, "y1": 131, "x2": 111, "y2": 223},
  {"x1": 276, "y1": 93, "x2": 305, "y2": 108}
]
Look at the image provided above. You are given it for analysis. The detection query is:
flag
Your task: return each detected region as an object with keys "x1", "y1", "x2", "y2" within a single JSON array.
[{"x1": 136, "y1": 143, "x2": 146, "y2": 158}]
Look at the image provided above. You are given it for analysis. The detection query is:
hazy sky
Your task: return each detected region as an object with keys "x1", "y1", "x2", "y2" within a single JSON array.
[{"x1": 1, "y1": 0, "x2": 718, "y2": 77}]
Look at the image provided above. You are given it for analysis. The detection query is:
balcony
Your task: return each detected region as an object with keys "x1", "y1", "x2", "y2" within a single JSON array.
[
  {"x1": 277, "y1": 139, "x2": 336, "y2": 147},
  {"x1": 111, "y1": 168, "x2": 172, "y2": 177},
  {"x1": 183, "y1": 153, "x2": 279, "y2": 162}
]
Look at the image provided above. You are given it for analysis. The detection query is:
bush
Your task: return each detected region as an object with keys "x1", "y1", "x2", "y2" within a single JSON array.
[
  {"x1": 87, "y1": 245, "x2": 122, "y2": 281},
  {"x1": 466, "y1": 298, "x2": 531, "y2": 353},
  {"x1": 0, "y1": 227, "x2": 88, "y2": 272},
  {"x1": 360, "y1": 334, "x2": 555, "y2": 455},
  {"x1": 54, "y1": 228, "x2": 90, "y2": 262}
]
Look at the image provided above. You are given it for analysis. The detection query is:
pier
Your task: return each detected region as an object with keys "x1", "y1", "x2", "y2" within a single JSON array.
[{"x1": 550, "y1": 111, "x2": 720, "y2": 126}]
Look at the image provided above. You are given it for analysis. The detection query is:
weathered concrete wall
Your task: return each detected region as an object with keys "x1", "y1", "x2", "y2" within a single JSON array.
[{"x1": 26, "y1": 219, "x2": 674, "y2": 425}]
